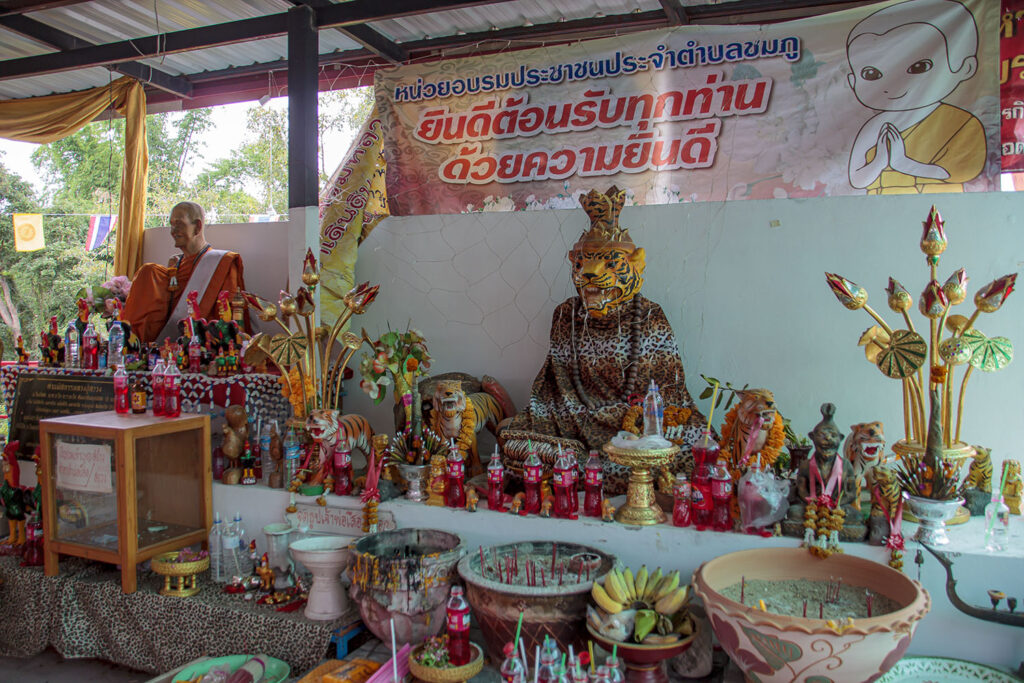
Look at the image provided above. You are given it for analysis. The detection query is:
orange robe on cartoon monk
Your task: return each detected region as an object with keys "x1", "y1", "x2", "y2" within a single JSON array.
[{"x1": 120, "y1": 201, "x2": 245, "y2": 343}]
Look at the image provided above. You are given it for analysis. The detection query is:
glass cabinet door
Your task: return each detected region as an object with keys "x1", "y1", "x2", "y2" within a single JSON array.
[
  {"x1": 134, "y1": 426, "x2": 205, "y2": 551},
  {"x1": 51, "y1": 434, "x2": 118, "y2": 551}
]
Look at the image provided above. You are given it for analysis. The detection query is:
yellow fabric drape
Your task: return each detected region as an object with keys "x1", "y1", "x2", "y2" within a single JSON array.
[{"x1": 0, "y1": 76, "x2": 148, "y2": 277}]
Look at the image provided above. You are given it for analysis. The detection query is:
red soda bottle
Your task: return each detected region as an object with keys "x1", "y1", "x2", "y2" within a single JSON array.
[
  {"x1": 114, "y1": 365, "x2": 130, "y2": 414},
  {"x1": 333, "y1": 447, "x2": 352, "y2": 495},
  {"x1": 569, "y1": 452, "x2": 579, "y2": 515},
  {"x1": 523, "y1": 447, "x2": 542, "y2": 515},
  {"x1": 188, "y1": 333, "x2": 202, "y2": 373},
  {"x1": 163, "y1": 361, "x2": 182, "y2": 417},
  {"x1": 552, "y1": 447, "x2": 575, "y2": 519},
  {"x1": 710, "y1": 457, "x2": 733, "y2": 532},
  {"x1": 692, "y1": 431, "x2": 718, "y2": 530},
  {"x1": 81, "y1": 323, "x2": 99, "y2": 370},
  {"x1": 487, "y1": 447, "x2": 506, "y2": 511},
  {"x1": 151, "y1": 356, "x2": 166, "y2": 416},
  {"x1": 446, "y1": 585, "x2": 471, "y2": 666},
  {"x1": 445, "y1": 442, "x2": 466, "y2": 508},
  {"x1": 583, "y1": 451, "x2": 603, "y2": 518},
  {"x1": 672, "y1": 472, "x2": 692, "y2": 527}
]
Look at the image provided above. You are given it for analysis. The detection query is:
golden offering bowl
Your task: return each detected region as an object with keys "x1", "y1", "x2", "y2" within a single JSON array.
[
  {"x1": 604, "y1": 442, "x2": 680, "y2": 526},
  {"x1": 150, "y1": 551, "x2": 210, "y2": 597}
]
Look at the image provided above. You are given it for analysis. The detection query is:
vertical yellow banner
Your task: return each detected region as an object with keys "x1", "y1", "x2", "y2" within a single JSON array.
[{"x1": 13, "y1": 213, "x2": 44, "y2": 251}]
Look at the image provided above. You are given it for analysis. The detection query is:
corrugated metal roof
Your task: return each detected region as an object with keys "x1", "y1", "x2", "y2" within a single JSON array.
[
  {"x1": 0, "y1": 67, "x2": 116, "y2": 100},
  {"x1": 370, "y1": 0, "x2": 660, "y2": 42}
]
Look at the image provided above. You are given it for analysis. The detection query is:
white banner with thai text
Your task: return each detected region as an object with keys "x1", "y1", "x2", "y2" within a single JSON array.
[{"x1": 376, "y1": 0, "x2": 998, "y2": 215}]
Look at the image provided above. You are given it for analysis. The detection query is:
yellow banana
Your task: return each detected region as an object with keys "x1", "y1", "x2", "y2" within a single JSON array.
[
  {"x1": 654, "y1": 570, "x2": 680, "y2": 601},
  {"x1": 655, "y1": 586, "x2": 690, "y2": 616},
  {"x1": 622, "y1": 567, "x2": 636, "y2": 601},
  {"x1": 645, "y1": 567, "x2": 663, "y2": 602},
  {"x1": 604, "y1": 570, "x2": 629, "y2": 604},
  {"x1": 634, "y1": 565, "x2": 649, "y2": 602},
  {"x1": 592, "y1": 582, "x2": 623, "y2": 614}
]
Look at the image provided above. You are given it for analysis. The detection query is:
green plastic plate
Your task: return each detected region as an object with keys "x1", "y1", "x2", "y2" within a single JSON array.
[
  {"x1": 172, "y1": 654, "x2": 290, "y2": 683},
  {"x1": 877, "y1": 656, "x2": 1022, "y2": 683}
]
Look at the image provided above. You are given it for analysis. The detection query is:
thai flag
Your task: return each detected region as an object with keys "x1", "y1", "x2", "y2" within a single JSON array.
[{"x1": 87, "y1": 215, "x2": 116, "y2": 251}]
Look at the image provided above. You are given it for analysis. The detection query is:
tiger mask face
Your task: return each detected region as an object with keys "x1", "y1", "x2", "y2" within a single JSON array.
[{"x1": 569, "y1": 245, "x2": 646, "y2": 317}]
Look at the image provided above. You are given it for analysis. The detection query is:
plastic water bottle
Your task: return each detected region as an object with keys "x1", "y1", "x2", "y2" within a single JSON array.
[
  {"x1": 259, "y1": 421, "x2": 272, "y2": 483},
  {"x1": 64, "y1": 322, "x2": 79, "y2": 369},
  {"x1": 499, "y1": 641, "x2": 526, "y2": 683},
  {"x1": 209, "y1": 513, "x2": 224, "y2": 582},
  {"x1": 643, "y1": 379, "x2": 664, "y2": 437},
  {"x1": 151, "y1": 357, "x2": 166, "y2": 416},
  {"x1": 188, "y1": 333, "x2": 202, "y2": 373},
  {"x1": 692, "y1": 430, "x2": 718, "y2": 530},
  {"x1": 222, "y1": 514, "x2": 244, "y2": 579},
  {"x1": 672, "y1": 471, "x2": 692, "y2": 527},
  {"x1": 114, "y1": 365, "x2": 130, "y2": 414},
  {"x1": 446, "y1": 584, "x2": 472, "y2": 666},
  {"x1": 107, "y1": 321, "x2": 125, "y2": 369},
  {"x1": 605, "y1": 656, "x2": 625, "y2": 683},
  {"x1": 487, "y1": 448, "x2": 505, "y2": 512},
  {"x1": 164, "y1": 361, "x2": 182, "y2": 417},
  {"x1": 81, "y1": 323, "x2": 99, "y2": 370},
  {"x1": 233, "y1": 512, "x2": 246, "y2": 554},
  {"x1": 984, "y1": 494, "x2": 1010, "y2": 552},
  {"x1": 536, "y1": 636, "x2": 559, "y2": 683},
  {"x1": 283, "y1": 428, "x2": 301, "y2": 486}
]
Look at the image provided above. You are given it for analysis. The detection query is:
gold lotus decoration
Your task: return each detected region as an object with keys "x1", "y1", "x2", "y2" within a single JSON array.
[
  {"x1": 826, "y1": 207, "x2": 1017, "y2": 451},
  {"x1": 242, "y1": 248, "x2": 380, "y2": 416}
]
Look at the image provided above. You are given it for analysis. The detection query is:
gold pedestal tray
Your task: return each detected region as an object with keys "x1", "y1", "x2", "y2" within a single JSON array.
[
  {"x1": 604, "y1": 442, "x2": 679, "y2": 526},
  {"x1": 150, "y1": 551, "x2": 209, "y2": 597},
  {"x1": 893, "y1": 439, "x2": 975, "y2": 526}
]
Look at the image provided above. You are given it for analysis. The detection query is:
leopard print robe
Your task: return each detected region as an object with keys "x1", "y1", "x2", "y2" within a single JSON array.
[{"x1": 501, "y1": 294, "x2": 707, "y2": 494}]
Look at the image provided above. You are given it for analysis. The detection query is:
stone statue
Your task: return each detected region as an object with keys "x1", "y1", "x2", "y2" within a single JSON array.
[
  {"x1": 498, "y1": 187, "x2": 707, "y2": 494},
  {"x1": 783, "y1": 403, "x2": 866, "y2": 542}
]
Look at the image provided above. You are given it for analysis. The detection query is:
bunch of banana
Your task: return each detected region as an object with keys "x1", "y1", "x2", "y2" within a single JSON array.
[{"x1": 589, "y1": 565, "x2": 695, "y2": 644}]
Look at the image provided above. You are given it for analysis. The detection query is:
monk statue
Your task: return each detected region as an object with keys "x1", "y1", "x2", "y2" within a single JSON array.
[
  {"x1": 121, "y1": 201, "x2": 246, "y2": 344},
  {"x1": 498, "y1": 187, "x2": 708, "y2": 495}
]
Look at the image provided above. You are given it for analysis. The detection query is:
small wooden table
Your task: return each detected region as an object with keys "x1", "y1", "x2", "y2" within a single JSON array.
[{"x1": 39, "y1": 410, "x2": 212, "y2": 593}]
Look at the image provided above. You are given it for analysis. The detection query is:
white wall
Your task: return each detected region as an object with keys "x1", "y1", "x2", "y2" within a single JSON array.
[{"x1": 343, "y1": 192, "x2": 1024, "y2": 476}]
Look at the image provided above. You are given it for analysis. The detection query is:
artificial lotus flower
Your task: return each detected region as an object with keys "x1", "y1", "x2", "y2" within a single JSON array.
[
  {"x1": 974, "y1": 273, "x2": 1017, "y2": 313},
  {"x1": 301, "y1": 247, "x2": 320, "y2": 288},
  {"x1": 919, "y1": 205, "x2": 947, "y2": 258},
  {"x1": 243, "y1": 291, "x2": 278, "y2": 321},
  {"x1": 942, "y1": 268, "x2": 969, "y2": 305},
  {"x1": 343, "y1": 282, "x2": 380, "y2": 314},
  {"x1": 858, "y1": 325, "x2": 891, "y2": 363},
  {"x1": 295, "y1": 287, "x2": 315, "y2": 317},
  {"x1": 278, "y1": 290, "x2": 298, "y2": 317},
  {"x1": 918, "y1": 280, "x2": 948, "y2": 319},
  {"x1": 885, "y1": 278, "x2": 913, "y2": 313},
  {"x1": 825, "y1": 272, "x2": 867, "y2": 310}
]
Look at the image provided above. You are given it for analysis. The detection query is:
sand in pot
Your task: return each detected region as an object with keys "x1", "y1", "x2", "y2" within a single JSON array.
[{"x1": 720, "y1": 578, "x2": 901, "y2": 620}]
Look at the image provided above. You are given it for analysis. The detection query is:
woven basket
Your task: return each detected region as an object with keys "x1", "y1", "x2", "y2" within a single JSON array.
[{"x1": 151, "y1": 552, "x2": 210, "y2": 577}]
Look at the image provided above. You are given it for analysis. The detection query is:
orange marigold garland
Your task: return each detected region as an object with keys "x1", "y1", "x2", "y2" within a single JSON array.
[
  {"x1": 621, "y1": 405, "x2": 693, "y2": 442},
  {"x1": 718, "y1": 407, "x2": 785, "y2": 472}
]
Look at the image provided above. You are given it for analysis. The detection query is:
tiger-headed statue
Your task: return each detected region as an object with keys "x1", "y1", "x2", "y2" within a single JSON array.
[
  {"x1": 963, "y1": 445, "x2": 992, "y2": 515},
  {"x1": 843, "y1": 421, "x2": 886, "y2": 511},
  {"x1": 430, "y1": 378, "x2": 511, "y2": 477},
  {"x1": 718, "y1": 389, "x2": 785, "y2": 472},
  {"x1": 304, "y1": 409, "x2": 373, "y2": 503},
  {"x1": 499, "y1": 186, "x2": 708, "y2": 495}
]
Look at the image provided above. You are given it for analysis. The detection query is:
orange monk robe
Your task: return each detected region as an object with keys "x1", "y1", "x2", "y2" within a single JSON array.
[{"x1": 121, "y1": 251, "x2": 245, "y2": 343}]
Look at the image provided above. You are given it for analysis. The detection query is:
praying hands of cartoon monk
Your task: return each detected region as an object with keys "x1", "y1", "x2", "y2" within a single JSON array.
[{"x1": 877, "y1": 122, "x2": 950, "y2": 180}]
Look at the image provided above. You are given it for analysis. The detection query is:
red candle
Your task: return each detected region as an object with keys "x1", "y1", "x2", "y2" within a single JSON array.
[
  {"x1": 541, "y1": 568, "x2": 546, "y2": 587},
  {"x1": 551, "y1": 544, "x2": 557, "y2": 574}
]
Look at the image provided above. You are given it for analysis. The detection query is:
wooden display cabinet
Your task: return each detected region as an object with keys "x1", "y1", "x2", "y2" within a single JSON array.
[{"x1": 39, "y1": 410, "x2": 212, "y2": 593}]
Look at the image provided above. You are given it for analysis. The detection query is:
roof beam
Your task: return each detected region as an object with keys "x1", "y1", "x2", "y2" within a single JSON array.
[
  {"x1": 658, "y1": 0, "x2": 688, "y2": 25},
  {"x1": 0, "y1": 0, "x2": 515, "y2": 80},
  {"x1": 287, "y1": 0, "x2": 407, "y2": 63},
  {"x1": 0, "y1": 13, "x2": 193, "y2": 96}
]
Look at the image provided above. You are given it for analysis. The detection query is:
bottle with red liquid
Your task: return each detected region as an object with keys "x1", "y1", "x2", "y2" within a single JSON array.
[
  {"x1": 333, "y1": 446, "x2": 353, "y2": 495},
  {"x1": 583, "y1": 451, "x2": 603, "y2": 517},
  {"x1": 691, "y1": 431, "x2": 718, "y2": 530},
  {"x1": 499, "y1": 641, "x2": 526, "y2": 683},
  {"x1": 188, "y1": 333, "x2": 202, "y2": 373},
  {"x1": 446, "y1": 585, "x2": 472, "y2": 666},
  {"x1": 163, "y1": 361, "x2": 182, "y2": 417},
  {"x1": 568, "y1": 450, "x2": 579, "y2": 515},
  {"x1": 487, "y1": 446, "x2": 505, "y2": 511},
  {"x1": 113, "y1": 365, "x2": 130, "y2": 414},
  {"x1": 81, "y1": 323, "x2": 99, "y2": 370},
  {"x1": 151, "y1": 355, "x2": 167, "y2": 416},
  {"x1": 672, "y1": 471, "x2": 692, "y2": 527},
  {"x1": 523, "y1": 447, "x2": 543, "y2": 515},
  {"x1": 710, "y1": 457, "x2": 733, "y2": 532},
  {"x1": 552, "y1": 447, "x2": 576, "y2": 519},
  {"x1": 445, "y1": 442, "x2": 466, "y2": 508}
]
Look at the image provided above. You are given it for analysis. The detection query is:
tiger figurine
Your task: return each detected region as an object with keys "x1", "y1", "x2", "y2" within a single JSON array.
[
  {"x1": 430, "y1": 379, "x2": 510, "y2": 477},
  {"x1": 966, "y1": 446, "x2": 993, "y2": 492},
  {"x1": 305, "y1": 409, "x2": 373, "y2": 501},
  {"x1": 843, "y1": 421, "x2": 886, "y2": 511},
  {"x1": 718, "y1": 389, "x2": 785, "y2": 472},
  {"x1": 571, "y1": 187, "x2": 645, "y2": 317},
  {"x1": 867, "y1": 464, "x2": 900, "y2": 545}
]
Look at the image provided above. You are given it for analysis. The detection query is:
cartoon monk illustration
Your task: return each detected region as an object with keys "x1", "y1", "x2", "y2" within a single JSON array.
[{"x1": 846, "y1": 0, "x2": 986, "y2": 194}]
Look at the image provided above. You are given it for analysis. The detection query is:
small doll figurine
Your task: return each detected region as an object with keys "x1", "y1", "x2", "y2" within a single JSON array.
[
  {"x1": 15, "y1": 336, "x2": 29, "y2": 363},
  {"x1": 465, "y1": 486, "x2": 479, "y2": 512},
  {"x1": 601, "y1": 499, "x2": 616, "y2": 523},
  {"x1": 509, "y1": 492, "x2": 525, "y2": 515},
  {"x1": 256, "y1": 553, "x2": 275, "y2": 591},
  {"x1": 2, "y1": 441, "x2": 29, "y2": 547}
]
